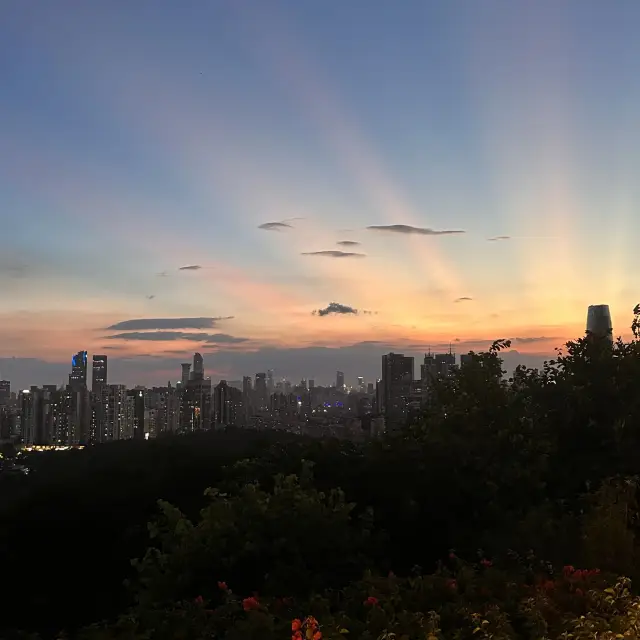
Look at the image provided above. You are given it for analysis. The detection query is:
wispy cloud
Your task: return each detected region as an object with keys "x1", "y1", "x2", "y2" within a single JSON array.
[
  {"x1": 104, "y1": 331, "x2": 248, "y2": 344},
  {"x1": 454, "y1": 297, "x2": 473, "y2": 303},
  {"x1": 106, "y1": 317, "x2": 233, "y2": 331},
  {"x1": 337, "y1": 240, "x2": 360, "y2": 246},
  {"x1": 367, "y1": 224, "x2": 465, "y2": 236},
  {"x1": 488, "y1": 235, "x2": 511, "y2": 241},
  {"x1": 178, "y1": 265, "x2": 202, "y2": 271},
  {"x1": 514, "y1": 336, "x2": 559, "y2": 344},
  {"x1": 0, "y1": 263, "x2": 29, "y2": 278},
  {"x1": 258, "y1": 221, "x2": 292, "y2": 231},
  {"x1": 146, "y1": 295, "x2": 155, "y2": 300},
  {"x1": 156, "y1": 271, "x2": 169, "y2": 277},
  {"x1": 301, "y1": 250, "x2": 366, "y2": 258},
  {"x1": 313, "y1": 302, "x2": 358, "y2": 317}
]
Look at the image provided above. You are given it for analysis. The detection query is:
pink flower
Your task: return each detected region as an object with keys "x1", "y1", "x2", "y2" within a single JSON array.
[
  {"x1": 364, "y1": 596, "x2": 379, "y2": 606},
  {"x1": 446, "y1": 579, "x2": 457, "y2": 590},
  {"x1": 194, "y1": 595, "x2": 204, "y2": 605},
  {"x1": 563, "y1": 565, "x2": 575, "y2": 575},
  {"x1": 480, "y1": 558, "x2": 492, "y2": 568},
  {"x1": 575, "y1": 588, "x2": 584, "y2": 597},
  {"x1": 242, "y1": 596, "x2": 260, "y2": 611},
  {"x1": 217, "y1": 581, "x2": 228, "y2": 590},
  {"x1": 449, "y1": 551, "x2": 457, "y2": 559}
]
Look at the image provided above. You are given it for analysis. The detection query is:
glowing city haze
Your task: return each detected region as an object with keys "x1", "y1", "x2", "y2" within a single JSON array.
[{"x1": 1, "y1": 1, "x2": 639, "y2": 385}]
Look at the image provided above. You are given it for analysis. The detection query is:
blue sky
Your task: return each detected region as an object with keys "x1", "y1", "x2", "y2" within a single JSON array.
[{"x1": 1, "y1": 0, "x2": 639, "y2": 387}]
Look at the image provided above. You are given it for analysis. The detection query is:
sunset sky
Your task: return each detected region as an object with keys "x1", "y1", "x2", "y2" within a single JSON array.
[{"x1": 1, "y1": 1, "x2": 639, "y2": 387}]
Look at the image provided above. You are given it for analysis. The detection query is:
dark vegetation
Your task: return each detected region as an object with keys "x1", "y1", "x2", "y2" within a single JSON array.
[{"x1": 3, "y1": 306, "x2": 640, "y2": 638}]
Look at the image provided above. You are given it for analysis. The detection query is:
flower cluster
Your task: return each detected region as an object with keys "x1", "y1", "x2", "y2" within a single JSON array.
[
  {"x1": 292, "y1": 616, "x2": 321, "y2": 640},
  {"x1": 563, "y1": 566, "x2": 601, "y2": 580},
  {"x1": 243, "y1": 596, "x2": 260, "y2": 611}
]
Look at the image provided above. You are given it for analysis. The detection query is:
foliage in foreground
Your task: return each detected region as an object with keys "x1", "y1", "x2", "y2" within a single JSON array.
[{"x1": 80, "y1": 561, "x2": 640, "y2": 640}]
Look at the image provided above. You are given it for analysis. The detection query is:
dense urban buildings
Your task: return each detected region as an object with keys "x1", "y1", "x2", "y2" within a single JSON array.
[{"x1": 0, "y1": 304, "x2": 607, "y2": 447}]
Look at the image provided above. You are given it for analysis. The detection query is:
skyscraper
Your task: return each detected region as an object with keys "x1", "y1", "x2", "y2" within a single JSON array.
[
  {"x1": 336, "y1": 371, "x2": 345, "y2": 390},
  {"x1": 92, "y1": 355, "x2": 108, "y2": 391},
  {"x1": 381, "y1": 353, "x2": 414, "y2": 426},
  {"x1": 586, "y1": 304, "x2": 613, "y2": 344},
  {"x1": 255, "y1": 373, "x2": 267, "y2": 410},
  {"x1": 69, "y1": 351, "x2": 88, "y2": 389},
  {"x1": 193, "y1": 353, "x2": 204, "y2": 381},
  {"x1": 181, "y1": 363, "x2": 191, "y2": 386},
  {"x1": 0, "y1": 380, "x2": 9, "y2": 406}
]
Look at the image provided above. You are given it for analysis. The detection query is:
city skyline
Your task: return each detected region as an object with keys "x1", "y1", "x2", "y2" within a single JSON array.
[{"x1": 2, "y1": 1, "x2": 639, "y2": 387}]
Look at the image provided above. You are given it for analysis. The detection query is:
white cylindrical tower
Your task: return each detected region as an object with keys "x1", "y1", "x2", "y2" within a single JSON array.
[{"x1": 586, "y1": 304, "x2": 613, "y2": 344}]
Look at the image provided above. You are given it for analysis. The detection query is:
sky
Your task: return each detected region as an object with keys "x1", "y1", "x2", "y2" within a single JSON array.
[{"x1": 1, "y1": 0, "x2": 639, "y2": 389}]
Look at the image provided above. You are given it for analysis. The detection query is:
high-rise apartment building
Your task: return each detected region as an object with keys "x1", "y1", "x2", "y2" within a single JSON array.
[
  {"x1": 459, "y1": 353, "x2": 474, "y2": 367},
  {"x1": 92, "y1": 355, "x2": 108, "y2": 391},
  {"x1": 103, "y1": 384, "x2": 127, "y2": 442},
  {"x1": 214, "y1": 380, "x2": 242, "y2": 426},
  {"x1": 255, "y1": 373, "x2": 267, "y2": 411},
  {"x1": 181, "y1": 363, "x2": 191, "y2": 386},
  {"x1": 69, "y1": 351, "x2": 88, "y2": 389},
  {"x1": 192, "y1": 353, "x2": 204, "y2": 381},
  {"x1": 180, "y1": 377, "x2": 212, "y2": 432},
  {"x1": 0, "y1": 380, "x2": 10, "y2": 406},
  {"x1": 381, "y1": 353, "x2": 414, "y2": 426}
]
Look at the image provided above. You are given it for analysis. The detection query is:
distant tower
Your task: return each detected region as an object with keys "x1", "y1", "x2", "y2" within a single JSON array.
[
  {"x1": 193, "y1": 352, "x2": 204, "y2": 381},
  {"x1": 69, "y1": 351, "x2": 88, "y2": 390},
  {"x1": 181, "y1": 363, "x2": 191, "y2": 385},
  {"x1": 336, "y1": 371, "x2": 345, "y2": 390},
  {"x1": 586, "y1": 304, "x2": 613, "y2": 344},
  {"x1": 92, "y1": 355, "x2": 108, "y2": 392}
]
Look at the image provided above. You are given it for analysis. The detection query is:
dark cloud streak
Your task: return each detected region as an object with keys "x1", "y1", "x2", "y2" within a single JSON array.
[
  {"x1": 301, "y1": 250, "x2": 366, "y2": 258},
  {"x1": 104, "y1": 331, "x2": 248, "y2": 344},
  {"x1": 367, "y1": 224, "x2": 464, "y2": 236},
  {"x1": 258, "y1": 221, "x2": 293, "y2": 231},
  {"x1": 106, "y1": 317, "x2": 233, "y2": 331}
]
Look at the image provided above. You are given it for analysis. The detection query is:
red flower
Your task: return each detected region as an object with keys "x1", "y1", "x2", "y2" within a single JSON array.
[
  {"x1": 313, "y1": 632, "x2": 322, "y2": 640},
  {"x1": 364, "y1": 596, "x2": 379, "y2": 606},
  {"x1": 575, "y1": 588, "x2": 584, "y2": 596},
  {"x1": 449, "y1": 551, "x2": 457, "y2": 559},
  {"x1": 480, "y1": 558, "x2": 492, "y2": 568},
  {"x1": 292, "y1": 619, "x2": 302, "y2": 632},
  {"x1": 242, "y1": 596, "x2": 260, "y2": 611},
  {"x1": 194, "y1": 595, "x2": 204, "y2": 605},
  {"x1": 217, "y1": 581, "x2": 228, "y2": 590},
  {"x1": 543, "y1": 580, "x2": 555, "y2": 591},
  {"x1": 446, "y1": 579, "x2": 457, "y2": 590},
  {"x1": 292, "y1": 633, "x2": 303, "y2": 640},
  {"x1": 563, "y1": 565, "x2": 575, "y2": 575}
]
